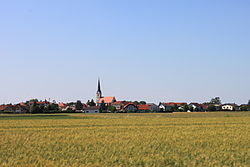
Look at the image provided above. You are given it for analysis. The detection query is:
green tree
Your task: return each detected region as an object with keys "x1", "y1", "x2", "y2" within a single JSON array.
[
  {"x1": 240, "y1": 105, "x2": 247, "y2": 111},
  {"x1": 207, "y1": 105, "x2": 216, "y2": 111},
  {"x1": 87, "y1": 99, "x2": 96, "y2": 106},
  {"x1": 139, "y1": 101, "x2": 146, "y2": 104},
  {"x1": 29, "y1": 102, "x2": 42, "y2": 113},
  {"x1": 248, "y1": 100, "x2": 250, "y2": 111},
  {"x1": 107, "y1": 105, "x2": 116, "y2": 113},
  {"x1": 189, "y1": 106, "x2": 194, "y2": 112},
  {"x1": 50, "y1": 103, "x2": 59, "y2": 110},
  {"x1": 44, "y1": 103, "x2": 59, "y2": 111},
  {"x1": 75, "y1": 100, "x2": 83, "y2": 110},
  {"x1": 210, "y1": 97, "x2": 221, "y2": 105},
  {"x1": 183, "y1": 104, "x2": 189, "y2": 112},
  {"x1": 67, "y1": 102, "x2": 76, "y2": 106},
  {"x1": 133, "y1": 101, "x2": 139, "y2": 105},
  {"x1": 99, "y1": 100, "x2": 106, "y2": 112},
  {"x1": 29, "y1": 99, "x2": 38, "y2": 103}
]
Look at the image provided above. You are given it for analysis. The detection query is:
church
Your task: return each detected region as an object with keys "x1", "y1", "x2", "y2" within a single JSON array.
[{"x1": 96, "y1": 79, "x2": 116, "y2": 106}]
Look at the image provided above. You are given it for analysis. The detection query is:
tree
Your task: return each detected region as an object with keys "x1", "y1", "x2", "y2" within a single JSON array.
[
  {"x1": 99, "y1": 100, "x2": 106, "y2": 112},
  {"x1": 139, "y1": 101, "x2": 146, "y2": 104},
  {"x1": 207, "y1": 105, "x2": 216, "y2": 111},
  {"x1": 29, "y1": 99, "x2": 38, "y2": 103},
  {"x1": 189, "y1": 106, "x2": 194, "y2": 112},
  {"x1": 248, "y1": 100, "x2": 250, "y2": 111},
  {"x1": 50, "y1": 103, "x2": 59, "y2": 110},
  {"x1": 240, "y1": 105, "x2": 248, "y2": 111},
  {"x1": 210, "y1": 97, "x2": 221, "y2": 105},
  {"x1": 133, "y1": 101, "x2": 139, "y2": 105},
  {"x1": 183, "y1": 104, "x2": 189, "y2": 112},
  {"x1": 87, "y1": 99, "x2": 96, "y2": 106},
  {"x1": 29, "y1": 102, "x2": 42, "y2": 113},
  {"x1": 44, "y1": 103, "x2": 59, "y2": 111},
  {"x1": 67, "y1": 102, "x2": 76, "y2": 106},
  {"x1": 107, "y1": 105, "x2": 116, "y2": 113},
  {"x1": 75, "y1": 100, "x2": 83, "y2": 110}
]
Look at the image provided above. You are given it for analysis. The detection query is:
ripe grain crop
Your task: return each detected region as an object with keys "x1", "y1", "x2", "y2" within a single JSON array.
[{"x1": 0, "y1": 112, "x2": 249, "y2": 167}]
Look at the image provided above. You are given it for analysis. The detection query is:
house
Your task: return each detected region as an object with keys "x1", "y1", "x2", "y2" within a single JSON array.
[
  {"x1": 123, "y1": 103, "x2": 137, "y2": 113},
  {"x1": 15, "y1": 104, "x2": 29, "y2": 113},
  {"x1": 189, "y1": 103, "x2": 203, "y2": 111},
  {"x1": 222, "y1": 104, "x2": 237, "y2": 111},
  {"x1": 97, "y1": 97, "x2": 116, "y2": 106},
  {"x1": 147, "y1": 103, "x2": 160, "y2": 112},
  {"x1": 159, "y1": 102, "x2": 187, "y2": 112},
  {"x1": 113, "y1": 101, "x2": 128, "y2": 111},
  {"x1": 159, "y1": 103, "x2": 173, "y2": 112},
  {"x1": 84, "y1": 106, "x2": 100, "y2": 113},
  {"x1": 0, "y1": 105, "x2": 7, "y2": 112},
  {"x1": 112, "y1": 101, "x2": 137, "y2": 112},
  {"x1": 58, "y1": 103, "x2": 67, "y2": 110},
  {"x1": 137, "y1": 103, "x2": 160, "y2": 112},
  {"x1": 64, "y1": 105, "x2": 76, "y2": 111},
  {"x1": 0, "y1": 105, "x2": 28, "y2": 113},
  {"x1": 212, "y1": 104, "x2": 222, "y2": 111},
  {"x1": 0, "y1": 105, "x2": 16, "y2": 113},
  {"x1": 137, "y1": 104, "x2": 150, "y2": 112},
  {"x1": 239, "y1": 104, "x2": 248, "y2": 111},
  {"x1": 200, "y1": 104, "x2": 209, "y2": 111},
  {"x1": 29, "y1": 101, "x2": 50, "y2": 107}
]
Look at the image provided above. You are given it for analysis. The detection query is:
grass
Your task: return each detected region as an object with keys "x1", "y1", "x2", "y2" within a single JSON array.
[{"x1": 0, "y1": 112, "x2": 249, "y2": 167}]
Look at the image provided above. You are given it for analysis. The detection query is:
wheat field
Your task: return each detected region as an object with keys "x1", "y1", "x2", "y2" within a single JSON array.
[{"x1": 0, "y1": 112, "x2": 250, "y2": 167}]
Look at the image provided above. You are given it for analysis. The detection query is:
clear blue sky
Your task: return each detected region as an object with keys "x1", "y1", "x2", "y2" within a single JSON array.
[{"x1": 1, "y1": 0, "x2": 250, "y2": 104}]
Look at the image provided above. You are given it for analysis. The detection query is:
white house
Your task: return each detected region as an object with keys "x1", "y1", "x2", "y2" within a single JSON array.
[
  {"x1": 158, "y1": 103, "x2": 173, "y2": 112},
  {"x1": 84, "y1": 106, "x2": 100, "y2": 113},
  {"x1": 189, "y1": 103, "x2": 203, "y2": 111},
  {"x1": 222, "y1": 104, "x2": 235, "y2": 111}
]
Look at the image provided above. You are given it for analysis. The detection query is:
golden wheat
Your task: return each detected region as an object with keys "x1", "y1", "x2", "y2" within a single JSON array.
[{"x1": 0, "y1": 112, "x2": 249, "y2": 167}]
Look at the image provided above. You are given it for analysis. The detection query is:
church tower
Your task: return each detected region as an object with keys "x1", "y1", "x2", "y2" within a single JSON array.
[{"x1": 96, "y1": 78, "x2": 102, "y2": 103}]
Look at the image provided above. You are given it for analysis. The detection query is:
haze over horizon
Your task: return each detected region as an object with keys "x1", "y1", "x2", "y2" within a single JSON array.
[{"x1": 1, "y1": 0, "x2": 250, "y2": 105}]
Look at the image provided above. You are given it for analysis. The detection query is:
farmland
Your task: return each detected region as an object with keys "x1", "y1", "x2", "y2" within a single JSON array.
[{"x1": 0, "y1": 112, "x2": 250, "y2": 167}]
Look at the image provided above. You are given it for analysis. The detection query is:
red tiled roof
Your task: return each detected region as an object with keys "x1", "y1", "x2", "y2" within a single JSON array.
[
  {"x1": 97, "y1": 97, "x2": 116, "y2": 104},
  {"x1": 137, "y1": 104, "x2": 150, "y2": 110},
  {"x1": 162, "y1": 102, "x2": 187, "y2": 106},
  {"x1": 123, "y1": 103, "x2": 136, "y2": 109},
  {"x1": 19, "y1": 102, "x2": 27, "y2": 106},
  {"x1": 113, "y1": 101, "x2": 130, "y2": 105},
  {"x1": 200, "y1": 104, "x2": 209, "y2": 109},
  {"x1": 190, "y1": 103, "x2": 203, "y2": 107},
  {"x1": 0, "y1": 105, "x2": 7, "y2": 111},
  {"x1": 58, "y1": 103, "x2": 66, "y2": 108}
]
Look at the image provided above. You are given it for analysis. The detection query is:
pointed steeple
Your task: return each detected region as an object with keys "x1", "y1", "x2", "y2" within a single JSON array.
[
  {"x1": 97, "y1": 78, "x2": 101, "y2": 93},
  {"x1": 96, "y1": 78, "x2": 102, "y2": 103}
]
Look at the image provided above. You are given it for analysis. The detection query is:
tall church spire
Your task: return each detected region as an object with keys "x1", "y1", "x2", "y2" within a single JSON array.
[
  {"x1": 97, "y1": 78, "x2": 101, "y2": 93},
  {"x1": 96, "y1": 78, "x2": 102, "y2": 103}
]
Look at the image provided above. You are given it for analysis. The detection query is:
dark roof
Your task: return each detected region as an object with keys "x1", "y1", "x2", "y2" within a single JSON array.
[
  {"x1": 124, "y1": 103, "x2": 136, "y2": 109},
  {"x1": 84, "y1": 106, "x2": 100, "y2": 110},
  {"x1": 222, "y1": 103, "x2": 238, "y2": 107},
  {"x1": 161, "y1": 102, "x2": 187, "y2": 106}
]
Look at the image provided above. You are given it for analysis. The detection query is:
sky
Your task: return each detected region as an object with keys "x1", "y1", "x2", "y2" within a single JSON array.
[{"x1": 0, "y1": 0, "x2": 250, "y2": 104}]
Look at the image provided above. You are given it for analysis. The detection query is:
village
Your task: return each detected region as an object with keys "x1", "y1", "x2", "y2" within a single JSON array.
[{"x1": 1, "y1": 79, "x2": 250, "y2": 114}]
